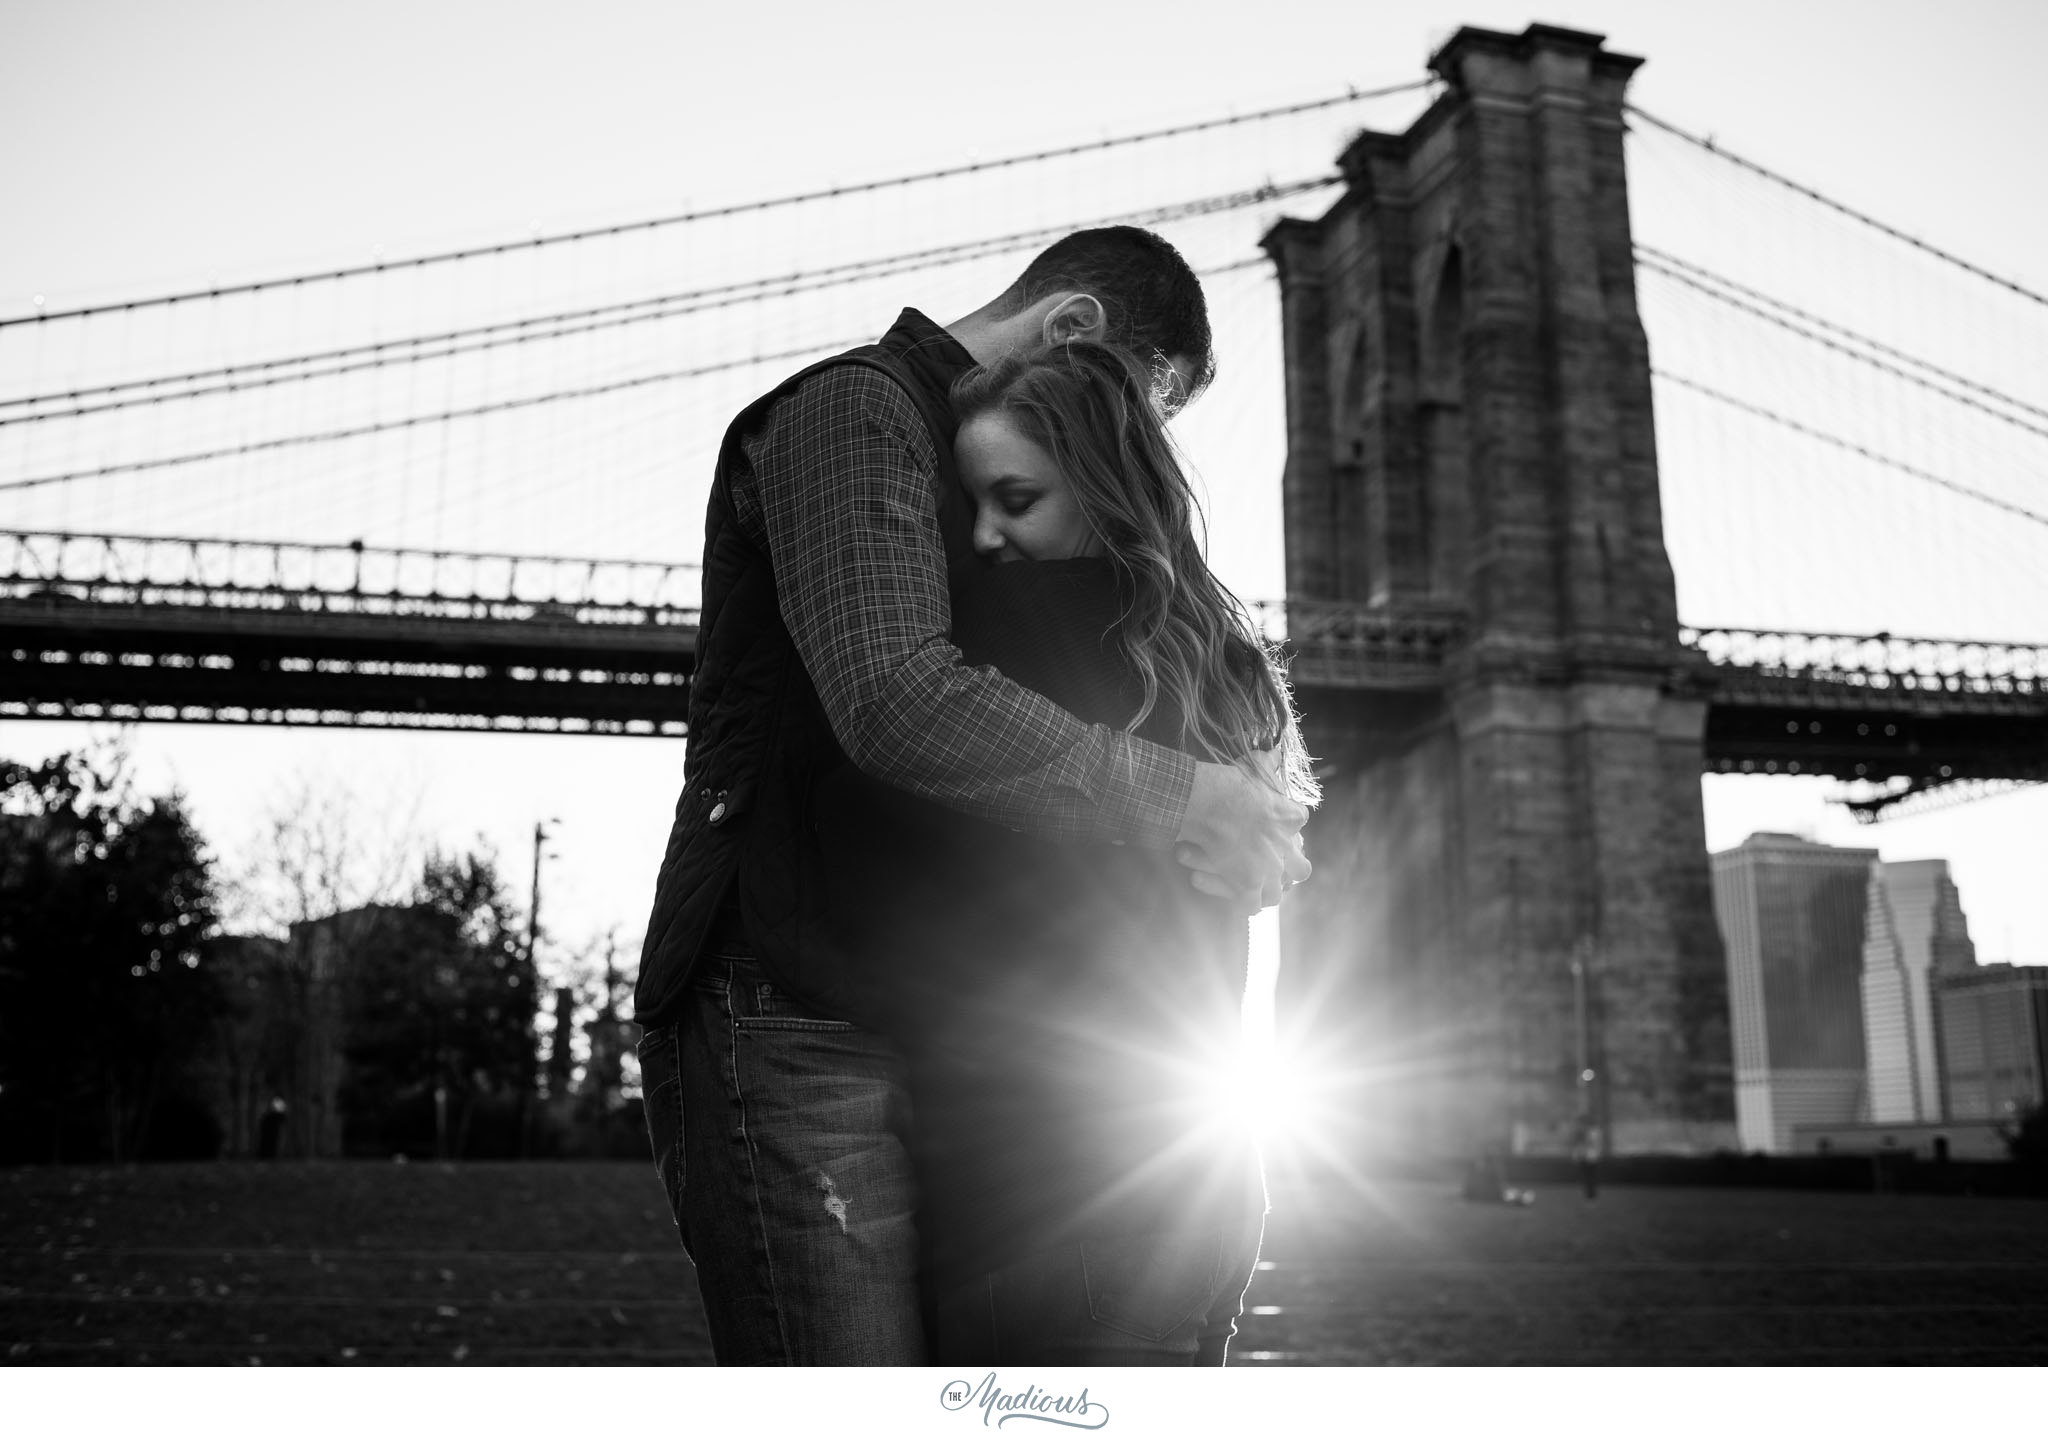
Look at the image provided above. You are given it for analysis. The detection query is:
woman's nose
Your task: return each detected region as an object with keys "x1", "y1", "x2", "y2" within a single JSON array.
[{"x1": 972, "y1": 510, "x2": 1005, "y2": 556}]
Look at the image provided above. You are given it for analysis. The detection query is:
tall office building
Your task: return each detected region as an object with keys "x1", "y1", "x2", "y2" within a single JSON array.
[
  {"x1": 1711, "y1": 833, "x2": 1878, "y2": 1151},
  {"x1": 1938, "y1": 963, "x2": 2048, "y2": 1121},
  {"x1": 1860, "y1": 860, "x2": 1977, "y2": 1123}
]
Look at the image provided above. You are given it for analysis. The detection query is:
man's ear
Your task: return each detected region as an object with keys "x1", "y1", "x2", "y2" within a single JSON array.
[{"x1": 1039, "y1": 293, "x2": 1109, "y2": 346}]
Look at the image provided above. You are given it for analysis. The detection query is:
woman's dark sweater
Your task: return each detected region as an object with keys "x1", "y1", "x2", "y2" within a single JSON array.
[{"x1": 811, "y1": 558, "x2": 1260, "y2": 1285}]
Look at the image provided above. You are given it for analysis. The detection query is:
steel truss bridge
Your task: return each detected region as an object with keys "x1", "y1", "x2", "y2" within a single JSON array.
[
  {"x1": 4, "y1": 531, "x2": 2044, "y2": 813},
  {"x1": 0, "y1": 530, "x2": 696, "y2": 737},
  {"x1": 1276, "y1": 603, "x2": 2046, "y2": 818}
]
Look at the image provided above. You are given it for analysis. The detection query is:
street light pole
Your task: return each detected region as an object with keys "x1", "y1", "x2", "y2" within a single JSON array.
[
  {"x1": 519, "y1": 818, "x2": 559, "y2": 1153},
  {"x1": 528, "y1": 819, "x2": 554, "y2": 968},
  {"x1": 1571, "y1": 935, "x2": 1595, "y2": 1122}
]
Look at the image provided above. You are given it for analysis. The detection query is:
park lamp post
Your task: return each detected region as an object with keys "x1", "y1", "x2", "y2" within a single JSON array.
[
  {"x1": 528, "y1": 818, "x2": 561, "y2": 1101},
  {"x1": 1570, "y1": 936, "x2": 1597, "y2": 1123},
  {"x1": 528, "y1": 817, "x2": 561, "y2": 967}
]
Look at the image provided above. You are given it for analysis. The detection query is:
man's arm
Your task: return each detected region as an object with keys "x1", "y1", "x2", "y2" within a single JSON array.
[
  {"x1": 745, "y1": 364, "x2": 1192, "y2": 848},
  {"x1": 745, "y1": 363, "x2": 1311, "y2": 910}
]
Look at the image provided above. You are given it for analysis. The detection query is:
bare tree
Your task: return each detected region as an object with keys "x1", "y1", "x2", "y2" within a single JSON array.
[
  {"x1": 214, "y1": 773, "x2": 428, "y2": 1155},
  {"x1": 223, "y1": 775, "x2": 427, "y2": 938}
]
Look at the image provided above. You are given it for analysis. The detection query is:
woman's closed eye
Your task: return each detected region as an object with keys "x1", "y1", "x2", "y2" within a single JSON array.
[{"x1": 955, "y1": 411, "x2": 1100, "y2": 562}]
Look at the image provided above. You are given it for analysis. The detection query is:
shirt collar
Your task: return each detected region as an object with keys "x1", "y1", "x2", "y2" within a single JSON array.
[{"x1": 877, "y1": 307, "x2": 978, "y2": 411}]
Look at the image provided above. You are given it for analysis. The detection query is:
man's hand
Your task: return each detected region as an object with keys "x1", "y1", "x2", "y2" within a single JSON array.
[{"x1": 1173, "y1": 760, "x2": 1312, "y2": 916}]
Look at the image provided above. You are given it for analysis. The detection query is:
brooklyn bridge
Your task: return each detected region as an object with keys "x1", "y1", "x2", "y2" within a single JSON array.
[{"x1": 4, "y1": 24, "x2": 2042, "y2": 1159}]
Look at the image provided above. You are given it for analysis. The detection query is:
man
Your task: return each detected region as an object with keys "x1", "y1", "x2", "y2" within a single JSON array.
[{"x1": 634, "y1": 226, "x2": 1311, "y2": 1364}]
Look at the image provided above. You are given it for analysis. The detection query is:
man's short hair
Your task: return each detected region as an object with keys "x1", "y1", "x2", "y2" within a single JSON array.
[{"x1": 991, "y1": 227, "x2": 1214, "y2": 409}]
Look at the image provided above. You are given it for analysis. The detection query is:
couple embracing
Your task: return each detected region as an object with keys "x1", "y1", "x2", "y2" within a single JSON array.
[{"x1": 634, "y1": 227, "x2": 1316, "y2": 1366}]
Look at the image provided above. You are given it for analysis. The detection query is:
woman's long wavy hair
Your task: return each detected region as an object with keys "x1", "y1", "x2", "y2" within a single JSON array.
[{"x1": 951, "y1": 342, "x2": 1317, "y2": 805}]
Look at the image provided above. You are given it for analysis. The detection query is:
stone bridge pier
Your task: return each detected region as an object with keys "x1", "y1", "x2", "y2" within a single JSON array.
[{"x1": 1266, "y1": 24, "x2": 1735, "y2": 1158}]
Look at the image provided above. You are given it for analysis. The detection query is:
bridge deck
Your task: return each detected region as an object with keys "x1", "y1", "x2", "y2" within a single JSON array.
[
  {"x1": 5, "y1": 536, "x2": 2043, "y2": 780},
  {"x1": 2, "y1": 533, "x2": 698, "y2": 734}
]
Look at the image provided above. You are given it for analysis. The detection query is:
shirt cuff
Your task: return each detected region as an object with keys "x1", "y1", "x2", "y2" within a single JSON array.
[{"x1": 1089, "y1": 735, "x2": 1198, "y2": 851}]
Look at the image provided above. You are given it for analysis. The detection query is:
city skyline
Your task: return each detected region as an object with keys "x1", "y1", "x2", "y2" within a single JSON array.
[{"x1": 1707, "y1": 828, "x2": 2044, "y2": 1155}]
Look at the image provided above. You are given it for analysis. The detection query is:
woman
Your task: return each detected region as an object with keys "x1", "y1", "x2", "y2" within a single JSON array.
[{"x1": 813, "y1": 340, "x2": 1315, "y2": 1365}]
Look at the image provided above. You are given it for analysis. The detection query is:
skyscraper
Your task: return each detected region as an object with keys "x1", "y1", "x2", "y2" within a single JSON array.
[
  {"x1": 1711, "y1": 833, "x2": 1878, "y2": 1152},
  {"x1": 1860, "y1": 860, "x2": 1977, "y2": 1123},
  {"x1": 1938, "y1": 963, "x2": 2048, "y2": 1122}
]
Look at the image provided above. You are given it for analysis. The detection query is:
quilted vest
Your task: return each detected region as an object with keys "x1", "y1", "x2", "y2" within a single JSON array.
[{"x1": 631, "y1": 310, "x2": 979, "y2": 1030}]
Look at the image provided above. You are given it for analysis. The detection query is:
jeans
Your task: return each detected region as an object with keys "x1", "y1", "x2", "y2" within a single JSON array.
[
  {"x1": 930, "y1": 1218, "x2": 1264, "y2": 1366},
  {"x1": 639, "y1": 952, "x2": 926, "y2": 1364}
]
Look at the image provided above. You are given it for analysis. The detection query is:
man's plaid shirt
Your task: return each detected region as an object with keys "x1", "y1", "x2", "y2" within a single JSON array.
[{"x1": 728, "y1": 355, "x2": 1196, "y2": 849}]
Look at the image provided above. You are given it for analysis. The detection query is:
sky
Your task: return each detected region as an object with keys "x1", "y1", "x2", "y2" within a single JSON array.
[{"x1": 2, "y1": 0, "x2": 2045, "y2": 983}]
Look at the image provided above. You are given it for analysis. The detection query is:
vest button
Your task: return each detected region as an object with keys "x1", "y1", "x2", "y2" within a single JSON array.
[{"x1": 708, "y1": 801, "x2": 728, "y2": 824}]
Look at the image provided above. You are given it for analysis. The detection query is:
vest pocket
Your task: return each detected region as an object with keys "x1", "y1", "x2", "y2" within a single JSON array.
[{"x1": 688, "y1": 777, "x2": 751, "y2": 828}]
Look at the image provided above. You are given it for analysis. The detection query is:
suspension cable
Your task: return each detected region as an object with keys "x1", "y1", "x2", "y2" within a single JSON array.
[
  {"x1": 0, "y1": 340, "x2": 861, "y2": 495},
  {"x1": 0, "y1": 179, "x2": 1321, "y2": 425},
  {"x1": 0, "y1": 251, "x2": 1280, "y2": 496},
  {"x1": 0, "y1": 526, "x2": 700, "y2": 574},
  {"x1": 1652, "y1": 368, "x2": 2048, "y2": 530},
  {"x1": 1626, "y1": 105, "x2": 2048, "y2": 311},
  {"x1": 1636, "y1": 246, "x2": 2048, "y2": 428},
  {"x1": 2, "y1": 80, "x2": 1428, "y2": 329},
  {"x1": 1637, "y1": 251, "x2": 2048, "y2": 442}
]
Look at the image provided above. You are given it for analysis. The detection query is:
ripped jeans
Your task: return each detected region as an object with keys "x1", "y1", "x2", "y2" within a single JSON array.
[{"x1": 638, "y1": 952, "x2": 927, "y2": 1364}]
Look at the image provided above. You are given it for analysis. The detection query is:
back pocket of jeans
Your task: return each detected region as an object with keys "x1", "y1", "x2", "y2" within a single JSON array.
[
  {"x1": 1080, "y1": 1232, "x2": 1228, "y2": 1342},
  {"x1": 636, "y1": 1027, "x2": 685, "y2": 1220}
]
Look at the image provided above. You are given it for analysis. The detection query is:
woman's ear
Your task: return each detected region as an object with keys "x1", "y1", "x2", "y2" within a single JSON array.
[{"x1": 1040, "y1": 293, "x2": 1109, "y2": 346}]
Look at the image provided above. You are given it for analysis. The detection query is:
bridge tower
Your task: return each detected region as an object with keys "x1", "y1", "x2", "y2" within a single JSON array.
[{"x1": 1267, "y1": 24, "x2": 1735, "y2": 1156}]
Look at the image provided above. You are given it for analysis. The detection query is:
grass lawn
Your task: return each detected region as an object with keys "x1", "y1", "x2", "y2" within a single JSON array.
[
  {"x1": 2, "y1": 1161, "x2": 705, "y2": 1366},
  {"x1": 3, "y1": 1161, "x2": 2043, "y2": 1365},
  {"x1": 1242, "y1": 1173, "x2": 2048, "y2": 1365}
]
